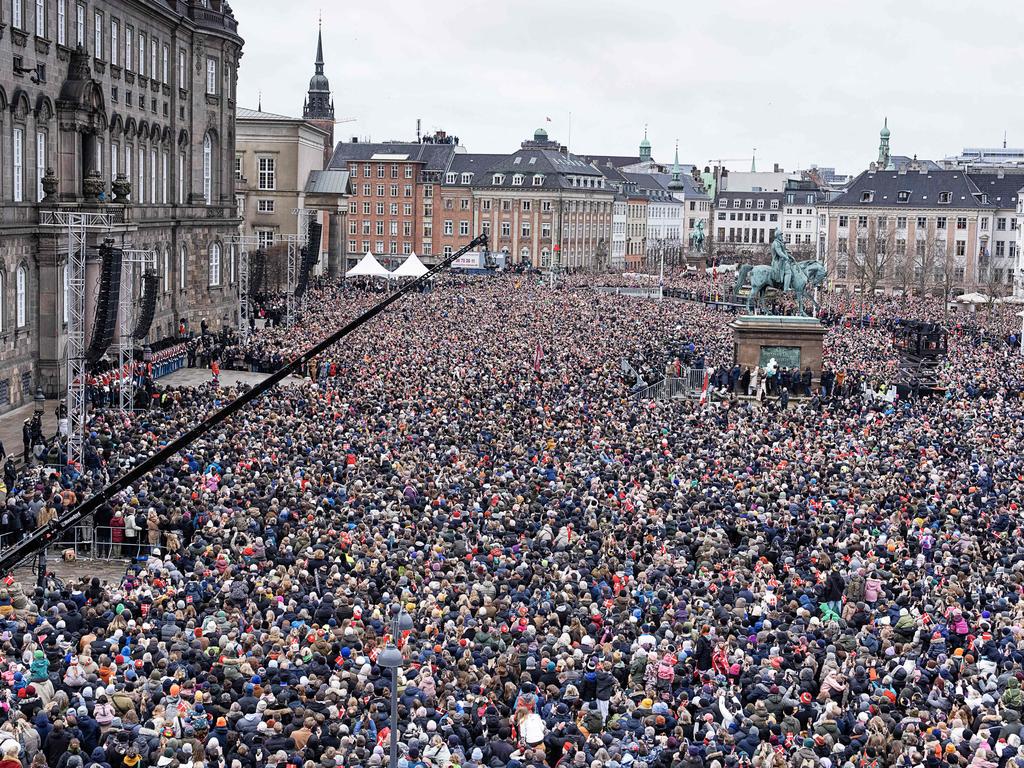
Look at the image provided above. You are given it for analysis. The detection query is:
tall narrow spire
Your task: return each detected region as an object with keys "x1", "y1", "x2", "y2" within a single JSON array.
[
  {"x1": 878, "y1": 117, "x2": 891, "y2": 167},
  {"x1": 304, "y1": 15, "x2": 334, "y2": 123},
  {"x1": 751, "y1": 148, "x2": 756, "y2": 173},
  {"x1": 315, "y1": 14, "x2": 325, "y2": 73},
  {"x1": 668, "y1": 140, "x2": 683, "y2": 190}
]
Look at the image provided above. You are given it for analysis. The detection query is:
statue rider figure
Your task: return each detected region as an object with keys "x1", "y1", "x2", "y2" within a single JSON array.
[{"x1": 770, "y1": 228, "x2": 795, "y2": 293}]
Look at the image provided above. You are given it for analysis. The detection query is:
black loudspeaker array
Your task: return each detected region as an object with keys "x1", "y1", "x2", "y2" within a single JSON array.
[
  {"x1": 295, "y1": 220, "x2": 322, "y2": 299},
  {"x1": 132, "y1": 270, "x2": 159, "y2": 340},
  {"x1": 249, "y1": 249, "x2": 266, "y2": 298},
  {"x1": 86, "y1": 241, "x2": 123, "y2": 366}
]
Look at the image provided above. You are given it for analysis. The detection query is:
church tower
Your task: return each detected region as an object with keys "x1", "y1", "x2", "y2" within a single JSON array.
[
  {"x1": 639, "y1": 125, "x2": 652, "y2": 163},
  {"x1": 303, "y1": 19, "x2": 335, "y2": 162},
  {"x1": 878, "y1": 117, "x2": 891, "y2": 168}
]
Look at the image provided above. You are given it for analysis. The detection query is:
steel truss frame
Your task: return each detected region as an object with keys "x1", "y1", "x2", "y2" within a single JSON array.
[
  {"x1": 38, "y1": 211, "x2": 113, "y2": 473},
  {"x1": 116, "y1": 250, "x2": 156, "y2": 415}
]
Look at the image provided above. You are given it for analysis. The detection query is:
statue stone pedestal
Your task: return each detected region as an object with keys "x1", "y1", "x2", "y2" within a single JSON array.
[{"x1": 730, "y1": 315, "x2": 827, "y2": 381}]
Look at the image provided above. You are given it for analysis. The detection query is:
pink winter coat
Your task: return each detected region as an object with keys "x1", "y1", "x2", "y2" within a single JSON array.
[{"x1": 864, "y1": 577, "x2": 882, "y2": 602}]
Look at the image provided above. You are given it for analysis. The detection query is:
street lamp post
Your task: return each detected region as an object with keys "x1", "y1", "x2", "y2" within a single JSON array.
[{"x1": 377, "y1": 603, "x2": 414, "y2": 768}]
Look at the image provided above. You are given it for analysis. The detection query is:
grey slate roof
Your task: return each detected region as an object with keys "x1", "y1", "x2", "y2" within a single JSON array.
[
  {"x1": 967, "y1": 173, "x2": 1024, "y2": 209},
  {"x1": 829, "y1": 169, "x2": 989, "y2": 209},
  {"x1": 328, "y1": 142, "x2": 457, "y2": 173},
  {"x1": 442, "y1": 154, "x2": 508, "y2": 186},
  {"x1": 304, "y1": 170, "x2": 351, "y2": 195},
  {"x1": 237, "y1": 107, "x2": 300, "y2": 121},
  {"x1": 583, "y1": 154, "x2": 642, "y2": 169},
  {"x1": 474, "y1": 148, "x2": 606, "y2": 191}
]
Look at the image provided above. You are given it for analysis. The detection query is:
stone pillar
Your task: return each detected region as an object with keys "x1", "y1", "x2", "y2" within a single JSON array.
[
  {"x1": 58, "y1": 123, "x2": 83, "y2": 201},
  {"x1": 36, "y1": 233, "x2": 64, "y2": 397},
  {"x1": 327, "y1": 210, "x2": 344, "y2": 278}
]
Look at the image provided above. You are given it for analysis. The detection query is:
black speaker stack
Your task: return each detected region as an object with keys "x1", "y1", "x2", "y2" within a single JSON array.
[
  {"x1": 294, "y1": 219, "x2": 322, "y2": 300},
  {"x1": 86, "y1": 240, "x2": 123, "y2": 367},
  {"x1": 132, "y1": 269, "x2": 159, "y2": 340}
]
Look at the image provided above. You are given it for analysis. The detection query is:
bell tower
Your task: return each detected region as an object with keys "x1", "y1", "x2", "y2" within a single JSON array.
[{"x1": 303, "y1": 17, "x2": 335, "y2": 162}]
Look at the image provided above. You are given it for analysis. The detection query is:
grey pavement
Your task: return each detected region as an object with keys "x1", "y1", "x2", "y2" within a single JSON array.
[
  {"x1": 160, "y1": 367, "x2": 306, "y2": 388},
  {"x1": 13, "y1": 556, "x2": 130, "y2": 593}
]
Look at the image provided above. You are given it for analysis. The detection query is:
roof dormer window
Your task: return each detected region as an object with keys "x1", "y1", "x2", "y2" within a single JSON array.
[
  {"x1": 861, "y1": 191, "x2": 874, "y2": 203},
  {"x1": 533, "y1": 174, "x2": 544, "y2": 186},
  {"x1": 445, "y1": 172, "x2": 457, "y2": 184},
  {"x1": 512, "y1": 174, "x2": 524, "y2": 186},
  {"x1": 461, "y1": 173, "x2": 472, "y2": 184},
  {"x1": 492, "y1": 174, "x2": 504, "y2": 185},
  {"x1": 938, "y1": 191, "x2": 952, "y2": 204},
  {"x1": 897, "y1": 190, "x2": 910, "y2": 203},
  {"x1": 513, "y1": 156, "x2": 522, "y2": 165}
]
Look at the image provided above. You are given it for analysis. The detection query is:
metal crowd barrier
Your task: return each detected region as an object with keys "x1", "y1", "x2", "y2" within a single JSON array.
[{"x1": 633, "y1": 369, "x2": 708, "y2": 401}]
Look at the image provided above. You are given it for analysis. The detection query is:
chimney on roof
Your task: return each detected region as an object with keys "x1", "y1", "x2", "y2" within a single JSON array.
[
  {"x1": 773, "y1": 163, "x2": 780, "y2": 173},
  {"x1": 998, "y1": 169, "x2": 1005, "y2": 179}
]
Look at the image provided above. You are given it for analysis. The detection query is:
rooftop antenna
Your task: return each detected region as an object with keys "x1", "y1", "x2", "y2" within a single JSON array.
[
  {"x1": 416, "y1": 118, "x2": 421, "y2": 143},
  {"x1": 1004, "y1": 129, "x2": 1008, "y2": 149},
  {"x1": 257, "y1": 90, "x2": 262, "y2": 112},
  {"x1": 751, "y1": 148, "x2": 757, "y2": 173}
]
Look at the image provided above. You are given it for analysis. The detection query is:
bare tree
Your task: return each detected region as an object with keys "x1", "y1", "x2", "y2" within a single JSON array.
[
  {"x1": 850, "y1": 221, "x2": 895, "y2": 295},
  {"x1": 892, "y1": 234, "x2": 915, "y2": 297},
  {"x1": 911, "y1": 236, "x2": 942, "y2": 297}
]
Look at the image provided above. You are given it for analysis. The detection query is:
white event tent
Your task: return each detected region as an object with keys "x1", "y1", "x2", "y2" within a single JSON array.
[
  {"x1": 346, "y1": 251, "x2": 392, "y2": 278},
  {"x1": 392, "y1": 252, "x2": 429, "y2": 278}
]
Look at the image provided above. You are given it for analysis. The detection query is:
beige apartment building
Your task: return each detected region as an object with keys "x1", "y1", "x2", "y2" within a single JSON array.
[{"x1": 235, "y1": 107, "x2": 331, "y2": 261}]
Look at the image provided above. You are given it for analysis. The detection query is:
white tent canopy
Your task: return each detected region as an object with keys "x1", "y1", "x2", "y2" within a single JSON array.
[
  {"x1": 392, "y1": 252, "x2": 428, "y2": 278},
  {"x1": 954, "y1": 292, "x2": 992, "y2": 304},
  {"x1": 346, "y1": 251, "x2": 392, "y2": 278},
  {"x1": 996, "y1": 294, "x2": 1024, "y2": 305}
]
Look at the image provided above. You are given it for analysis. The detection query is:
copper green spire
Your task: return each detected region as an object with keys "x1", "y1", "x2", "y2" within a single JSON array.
[{"x1": 878, "y1": 117, "x2": 891, "y2": 167}]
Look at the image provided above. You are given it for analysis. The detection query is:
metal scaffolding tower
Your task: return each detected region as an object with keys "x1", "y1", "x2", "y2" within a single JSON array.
[
  {"x1": 226, "y1": 234, "x2": 261, "y2": 341},
  {"x1": 39, "y1": 210, "x2": 113, "y2": 473},
  {"x1": 277, "y1": 209, "x2": 318, "y2": 327},
  {"x1": 116, "y1": 250, "x2": 156, "y2": 415}
]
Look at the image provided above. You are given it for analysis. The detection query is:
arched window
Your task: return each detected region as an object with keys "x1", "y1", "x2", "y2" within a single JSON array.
[
  {"x1": 203, "y1": 133, "x2": 213, "y2": 204},
  {"x1": 229, "y1": 244, "x2": 236, "y2": 284},
  {"x1": 0, "y1": 272, "x2": 5, "y2": 333},
  {"x1": 208, "y1": 242, "x2": 221, "y2": 286},
  {"x1": 15, "y1": 265, "x2": 27, "y2": 328},
  {"x1": 179, "y1": 245, "x2": 187, "y2": 290}
]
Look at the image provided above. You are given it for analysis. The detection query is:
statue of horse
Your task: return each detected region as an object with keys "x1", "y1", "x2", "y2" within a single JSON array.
[
  {"x1": 689, "y1": 219, "x2": 706, "y2": 253},
  {"x1": 733, "y1": 259, "x2": 828, "y2": 315}
]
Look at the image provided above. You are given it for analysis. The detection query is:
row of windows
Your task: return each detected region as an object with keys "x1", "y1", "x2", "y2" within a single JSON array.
[
  {"x1": 12, "y1": 1, "x2": 227, "y2": 96},
  {"x1": 346, "y1": 201, "x2": 417, "y2": 217},
  {"x1": 717, "y1": 212, "x2": 779, "y2": 223},
  {"x1": 349, "y1": 163, "x2": 415, "y2": 180},
  {"x1": 1, "y1": 118, "x2": 220, "y2": 206},
  {"x1": 719, "y1": 198, "x2": 780, "y2": 210},
  {"x1": 836, "y1": 214, "x2": 1019, "y2": 231},
  {"x1": 0, "y1": 239, "x2": 231, "y2": 335}
]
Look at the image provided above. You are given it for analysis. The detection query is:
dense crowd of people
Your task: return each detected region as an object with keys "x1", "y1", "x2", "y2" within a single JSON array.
[{"x1": 0, "y1": 274, "x2": 1023, "y2": 768}]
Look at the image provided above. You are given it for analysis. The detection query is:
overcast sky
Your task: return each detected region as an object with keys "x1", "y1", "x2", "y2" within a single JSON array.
[{"x1": 237, "y1": 0, "x2": 1021, "y2": 176}]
